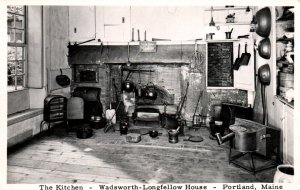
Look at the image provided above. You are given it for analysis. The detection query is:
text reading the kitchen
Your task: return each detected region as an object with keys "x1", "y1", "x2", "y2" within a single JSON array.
[{"x1": 39, "y1": 185, "x2": 84, "y2": 190}]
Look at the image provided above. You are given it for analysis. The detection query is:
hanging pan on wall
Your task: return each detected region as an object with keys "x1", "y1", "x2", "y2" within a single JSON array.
[
  {"x1": 258, "y1": 64, "x2": 271, "y2": 125},
  {"x1": 122, "y1": 71, "x2": 135, "y2": 93},
  {"x1": 56, "y1": 68, "x2": 71, "y2": 87},
  {"x1": 239, "y1": 43, "x2": 251, "y2": 66},
  {"x1": 258, "y1": 38, "x2": 271, "y2": 59},
  {"x1": 255, "y1": 7, "x2": 271, "y2": 37},
  {"x1": 258, "y1": 64, "x2": 271, "y2": 85}
]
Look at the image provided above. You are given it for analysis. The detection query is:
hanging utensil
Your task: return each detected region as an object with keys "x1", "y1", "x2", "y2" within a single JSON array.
[
  {"x1": 56, "y1": 68, "x2": 71, "y2": 87},
  {"x1": 162, "y1": 82, "x2": 189, "y2": 130},
  {"x1": 135, "y1": 69, "x2": 144, "y2": 98},
  {"x1": 233, "y1": 43, "x2": 241, "y2": 70},
  {"x1": 122, "y1": 45, "x2": 135, "y2": 92},
  {"x1": 145, "y1": 71, "x2": 157, "y2": 100},
  {"x1": 192, "y1": 90, "x2": 203, "y2": 128},
  {"x1": 258, "y1": 64, "x2": 271, "y2": 125},
  {"x1": 255, "y1": 7, "x2": 271, "y2": 37},
  {"x1": 258, "y1": 37, "x2": 271, "y2": 59},
  {"x1": 239, "y1": 43, "x2": 251, "y2": 66},
  {"x1": 105, "y1": 67, "x2": 116, "y2": 125}
]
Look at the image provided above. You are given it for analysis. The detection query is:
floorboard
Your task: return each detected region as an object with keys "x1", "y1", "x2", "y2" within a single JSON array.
[{"x1": 7, "y1": 126, "x2": 277, "y2": 183}]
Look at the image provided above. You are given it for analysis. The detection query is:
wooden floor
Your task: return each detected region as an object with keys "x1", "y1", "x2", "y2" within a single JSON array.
[{"x1": 7, "y1": 124, "x2": 277, "y2": 184}]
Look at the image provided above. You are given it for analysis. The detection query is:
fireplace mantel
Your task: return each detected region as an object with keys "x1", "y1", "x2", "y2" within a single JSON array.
[{"x1": 68, "y1": 42, "x2": 207, "y2": 65}]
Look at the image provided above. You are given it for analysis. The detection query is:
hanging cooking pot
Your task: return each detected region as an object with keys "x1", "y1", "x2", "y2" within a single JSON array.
[
  {"x1": 258, "y1": 64, "x2": 271, "y2": 85},
  {"x1": 258, "y1": 37, "x2": 271, "y2": 59},
  {"x1": 122, "y1": 80, "x2": 134, "y2": 92},
  {"x1": 135, "y1": 70, "x2": 145, "y2": 98},
  {"x1": 145, "y1": 82, "x2": 157, "y2": 100},
  {"x1": 255, "y1": 7, "x2": 271, "y2": 37},
  {"x1": 56, "y1": 68, "x2": 71, "y2": 87}
]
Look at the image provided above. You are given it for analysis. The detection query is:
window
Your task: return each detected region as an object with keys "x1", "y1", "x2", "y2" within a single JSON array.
[{"x1": 7, "y1": 5, "x2": 26, "y2": 92}]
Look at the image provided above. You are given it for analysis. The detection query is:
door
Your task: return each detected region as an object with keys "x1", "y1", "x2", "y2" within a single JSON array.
[
  {"x1": 273, "y1": 97, "x2": 285, "y2": 161},
  {"x1": 284, "y1": 105, "x2": 294, "y2": 165}
]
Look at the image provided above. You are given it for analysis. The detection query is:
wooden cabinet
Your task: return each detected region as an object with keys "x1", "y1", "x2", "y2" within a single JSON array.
[
  {"x1": 284, "y1": 104, "x2": 294, "y2": 165},
  {"x1": 96, "y1": 6, "x2": 131, "y2": 42},
  {"x1": 273, "y1": 96, "x2": 294, "y2": 165},
  {"x1": 68, "y1": 6, "x2": 96, "y2": 43}
]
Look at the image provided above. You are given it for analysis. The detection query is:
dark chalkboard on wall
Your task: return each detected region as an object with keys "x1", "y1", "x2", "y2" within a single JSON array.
[{"x1": 207, "y1": 42, "x2": 234, "y2": 87}]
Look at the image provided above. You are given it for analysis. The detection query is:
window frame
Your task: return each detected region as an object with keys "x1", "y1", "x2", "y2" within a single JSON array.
[{"x1": 7, "y1": 5, "x2": 27, "y2": 92}]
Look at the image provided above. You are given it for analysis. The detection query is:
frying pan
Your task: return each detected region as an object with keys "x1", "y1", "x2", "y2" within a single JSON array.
[
  {"x1": 183, "y1": 135, "x2": 204, "y2": 142},
  {"x1": 256, "y1": 7, "x2": 271, "y2": 37},
  {"x1": 258, "y1": 38, "x2": 271, "y2": 59},
  {"x1": 239, "y1": 43, "x2": 251, "y2": 66},
  {"x1": 138, "y1": 128, "x2": 162, "y2": 138},
  {"x1": 56, "y1": 68, "x2": 71, "y2": 87},
  {"x1": 258, "y1": 64, "x2": 271, "y2": 125},
  {"x1": 233, "y1": 43, "x2": 241, "y2": 70},
  {"x1": 258, "y1": 64, "x2": 271, "y2": 85}
]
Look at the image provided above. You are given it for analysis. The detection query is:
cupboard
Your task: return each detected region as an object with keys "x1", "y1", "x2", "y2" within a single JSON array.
[
  {"x1": 68, "y1": 6, "x2": 96, "y2": 43},
  {"x1": 273, "y1": 97, "x2": 294, "y2": 165}
]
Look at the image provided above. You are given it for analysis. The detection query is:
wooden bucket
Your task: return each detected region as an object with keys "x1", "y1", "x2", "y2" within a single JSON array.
[{"x1": 279, "y1": 72, "x2": 294, "y2": 88}]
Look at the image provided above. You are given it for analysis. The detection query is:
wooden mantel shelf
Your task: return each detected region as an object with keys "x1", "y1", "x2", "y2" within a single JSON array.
[{"x1": 68, "y1": 42, "x2": 207, "y2": 65}]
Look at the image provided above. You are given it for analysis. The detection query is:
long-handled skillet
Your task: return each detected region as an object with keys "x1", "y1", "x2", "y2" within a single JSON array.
[{"x1": 183, "y1": 135, "x2": 204, "y2": 142}]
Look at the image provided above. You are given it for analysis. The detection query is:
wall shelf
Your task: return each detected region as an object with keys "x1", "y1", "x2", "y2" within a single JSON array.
[
  {"x1": 205, "y1": 7, "x2": 253, "y2": 11},
  {"x1": 215, "y1": 22, "x2": 251, "y2": 26}
]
